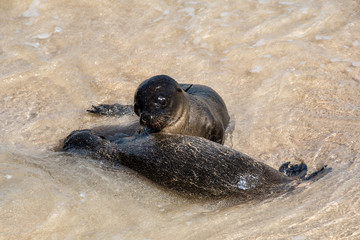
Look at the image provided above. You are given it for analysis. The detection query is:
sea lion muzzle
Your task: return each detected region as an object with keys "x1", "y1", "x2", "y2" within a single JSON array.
[{"x1": 140, "y1": 113, "x2": 153, "y2": 127}]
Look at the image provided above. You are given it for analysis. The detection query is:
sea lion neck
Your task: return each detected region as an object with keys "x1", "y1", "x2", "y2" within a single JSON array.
[{"x1": 160, "y1": 92, "x2": 191, "y2": 134}]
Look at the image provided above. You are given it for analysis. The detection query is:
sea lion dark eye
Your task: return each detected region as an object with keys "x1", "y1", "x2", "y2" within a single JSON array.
[{"x1": 157, "y1": 96, "x2": 167, "y2": 107}]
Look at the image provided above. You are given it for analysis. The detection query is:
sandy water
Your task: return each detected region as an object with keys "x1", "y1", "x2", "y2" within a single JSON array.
[{"x1": 1, "y1": 0, "x2": 360, "y2": 239}]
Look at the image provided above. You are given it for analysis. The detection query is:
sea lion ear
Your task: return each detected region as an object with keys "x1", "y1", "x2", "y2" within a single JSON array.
[
  {"x1": 184, "y1": 84, "x2": 193, "y2": 92},
  {"x1": 175, "y1": 87, "x2": 183, "y2": 92}
]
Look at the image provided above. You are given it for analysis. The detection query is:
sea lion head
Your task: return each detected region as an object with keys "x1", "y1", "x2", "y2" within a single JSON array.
[{"x1": 134, "y1": 75, "x2": 188, "y2": 132}]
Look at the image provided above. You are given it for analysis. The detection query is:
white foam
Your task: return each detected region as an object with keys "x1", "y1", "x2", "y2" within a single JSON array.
[
  {"x1": 253, "y1": 39, "x2": 265, "y2": 47},
  {"x1": 25, "y1": 18, "x2": 36, "y2": 26},
  {"x1": 33, "y1": 33, "x2": 52, "y2": 39},
  {"x1": 54, "y1": 27, "x2": 62, "y2": 33},
  {"x1": 200, "y1": 43, "x2": 209, "y2": 48},
  {"x1": 79, "y1": 192, "x2": 86, "y2": 202},
  {"x1": 238, "y1": 177, "x2": 250, "y2": 189},
  {"x1": 342, "y1": 58, "x2": 352, "y2": 62},
  {"x1": 330, "y1": 58, "x2": 341, "y2": 62},
  {"x1": 315, "y1": 35, "x2": 332, "y2": 40},
  {"x1": 250, "y1": 65, "x2": 263, "y2": 73},
  {"x1": 185, "y1": 212, "x2": 192, "y2": 216},
  {"x1": 22, "y1": 0, "x2": 41, "y2": 18},
  {"x1": 153, "y1": 17, "x2": 164, "y2": 23},
  {"x1": 179, "y1": 7, "x2": 195, "y2": 17},
  {"x1": 5, "y1": 175, "x2": 12, "y2": 179},
  {"x1": 352, "y1": 61, "x2": 360, "y2": 67},
  {"x1": 193, "y1": 37, "x2": 201, "y2": 45},
  {"x1": 292, "y1": 235, "x2": 307, "y2": 240},
  {"x1": 25, "y1": 42, "x2": 40, "y2": 48},
  {"x1": 236, "y1": 175, "x2": 258, "y2": 190},
  {"x1": 111, "y1": 234, "x2": 125, "y2": 240},
  {"x1": 279, "y1": 1, "x2": 295, "y2": 5},
  {"x1": 154, "y1": 6, "x2": 162, "y2": 11},
  {"x1": 237, "y1": 177, "x2": 249, "y2": 190}
]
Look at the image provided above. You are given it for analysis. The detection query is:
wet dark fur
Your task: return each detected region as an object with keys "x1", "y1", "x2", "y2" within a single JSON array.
[
  {"x1": 63, "y1": 129, "x2": 329, "y2": 198},
  {"x1": 88, "y1": 75, "x2": 230, "y2": 144}
]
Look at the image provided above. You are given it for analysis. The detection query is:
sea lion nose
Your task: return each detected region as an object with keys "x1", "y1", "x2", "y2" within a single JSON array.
[{"x1": 140, "y1": 113, "x2": 152, "y2": 126}]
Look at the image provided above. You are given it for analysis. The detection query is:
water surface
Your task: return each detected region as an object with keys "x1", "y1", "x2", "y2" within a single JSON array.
[{"x1": 1, "y1": 0, "x2": 359, "y2": 239}]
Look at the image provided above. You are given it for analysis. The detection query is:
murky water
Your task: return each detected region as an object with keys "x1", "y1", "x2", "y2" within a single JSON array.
[{"x1": 1, "y1": 0, "x2": 360, "y2": 239}]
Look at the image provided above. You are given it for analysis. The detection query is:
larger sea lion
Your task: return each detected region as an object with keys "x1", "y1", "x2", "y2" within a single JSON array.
[
  {"x1": 88, "y1": 75, "x2": 230, "y2": 144},
  {"x1": 63, "y1": 129, "x2": 328, "y2": 198}
]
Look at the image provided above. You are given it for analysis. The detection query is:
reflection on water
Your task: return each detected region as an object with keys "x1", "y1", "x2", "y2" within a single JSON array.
[{"x1": 1, "y1": 0, "x2": 359, "y2": 239}]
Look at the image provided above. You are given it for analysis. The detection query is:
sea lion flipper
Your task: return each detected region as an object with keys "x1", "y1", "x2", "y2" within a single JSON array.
[
  {"x1": 63, "y1": 129, "x2": 107, "y2": 152},
  {"x1": 304, "y1": 165, "x2": 332, "y2": 181},
  {"x1": 279, "y1": 162, "x2": 307, "y2": 179},
  {"x1": 279, "y1": 162, "x2": 331, "y2": 181},
  {"x1": 87, "y1": 104, "x2": 134, "y2": 116}
]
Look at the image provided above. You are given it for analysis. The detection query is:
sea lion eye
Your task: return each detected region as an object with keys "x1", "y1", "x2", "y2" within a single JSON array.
[{"x1": 157, "y1": 96, "x2": 167, "y2": 107}]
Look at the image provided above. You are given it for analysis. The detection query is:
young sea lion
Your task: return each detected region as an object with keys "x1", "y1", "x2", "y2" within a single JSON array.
[{"x1": 88, "y1": 75, "x2": 230, "y2": 144}]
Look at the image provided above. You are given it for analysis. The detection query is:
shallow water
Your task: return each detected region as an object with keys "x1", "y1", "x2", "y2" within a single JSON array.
[{"x1": 1, "y1": 0, "x2": 360, "y2": 239}]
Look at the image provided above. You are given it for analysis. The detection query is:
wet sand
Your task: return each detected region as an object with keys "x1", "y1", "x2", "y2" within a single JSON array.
[{"x1": 1, "y1": 0, "x2": 359, "y2": 239}]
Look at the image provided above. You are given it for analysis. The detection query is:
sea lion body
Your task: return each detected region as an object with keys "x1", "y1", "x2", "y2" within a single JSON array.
[
  {"x1": 183, "y1": 84, "x2": 230, "y2": 144},
  {"x1": 63, "y1": 130, "x2": 293, "y2": 198}
]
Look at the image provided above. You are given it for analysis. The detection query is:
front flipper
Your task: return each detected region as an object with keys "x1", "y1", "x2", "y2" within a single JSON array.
[
  {"x1": 87, "y1": 104, "x2": 134, "y2": 116},
  {"x1": 279, "y1": 162, "x2": 307, "y2": 179},
  {"x1": 279, "y1": 161, "x2": 330, "y2": 181},
  {"x1": 63, "y1": 129, "x2": 107, "y2": 153},
  {"x1": 304, "y1": 165, "x2": 331, "y2": 181}
]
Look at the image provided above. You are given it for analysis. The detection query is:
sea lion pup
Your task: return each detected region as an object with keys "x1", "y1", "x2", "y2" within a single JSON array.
[
  {"x1": 63, "y1": 130, "x2": 329, "y2": 198},
  {"x1": 88, "y1": 75, "x2": 230, "y2": 144}
]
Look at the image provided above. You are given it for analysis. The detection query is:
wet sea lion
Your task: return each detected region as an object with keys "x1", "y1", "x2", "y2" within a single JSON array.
[
  {"x1": 88, "y1": 75, "x2": 230, "y2": 144},
  {"x1": 63, "y1": 129, "x2": 328, "y2": 198},
  {"x1": 65, "y1": 75, "x2": 328, "y2": 198}
]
